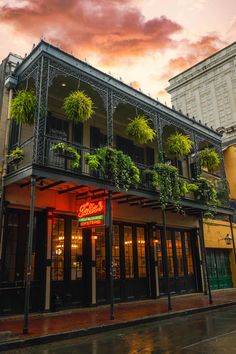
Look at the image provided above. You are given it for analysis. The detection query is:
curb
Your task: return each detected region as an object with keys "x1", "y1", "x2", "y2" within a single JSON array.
[{"x1": 0, "y1": 301, "x2": 236, "y2": 352}]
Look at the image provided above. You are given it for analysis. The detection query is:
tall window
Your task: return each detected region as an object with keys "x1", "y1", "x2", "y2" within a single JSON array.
[
  {"x1": 71, "y1": 220, "x2": 83, "y2": 280},
  {"x1": 175, "y1": 232, "x2": 184, "y2": 276},
  {"x1": 137, "y1": 227, "x2": 146, "y2": 277},
  {"x1": 95, "y1": 228, "x2": 106, "y2": 280},
  {"x1": 52, "y1": 218, "x2": 65, "y2": 281},
  {"x1": 154, "y1": 229, "x2": 163, "y2": 276},
  {"x1": 112, "y1": 225, "x2": 120, "y2": 279},
  {"x1": 166, "y1": 231, "x2": 174, "y2": 276},
  {"x1": 3, "y1": 213, "x2": 18, "y2": 281},
  {"x1": 124, "y1": 226, "x2": 134, "y2": 278},
  {"x1": 184, "y1": 232, "x2": 194, "y2": 274}
]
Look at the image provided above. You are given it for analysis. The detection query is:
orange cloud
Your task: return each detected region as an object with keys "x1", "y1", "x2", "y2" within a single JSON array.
[
  {"x1": 162, "y1": 34, "x2": 226, "y2": 81},
  {"x1": 0, "y1": 0, "x2": 182, "y2": 64}
]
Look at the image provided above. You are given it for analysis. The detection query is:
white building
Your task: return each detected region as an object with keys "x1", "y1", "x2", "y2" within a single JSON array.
[{"x1": 167, "y1": 42, "x2": 236, "y2": 148}]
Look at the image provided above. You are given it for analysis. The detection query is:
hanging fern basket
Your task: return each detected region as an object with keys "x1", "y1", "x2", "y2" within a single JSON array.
[
  {"x1": 197, "y1": 148, "x2": 220, "y2": 172},
  {"x1": 10, "y1": 90, "x2": 36, "y2": 125},
  {"x1": 165, "y1": 132, "x2": 193, "y2": 157},
  {"x1": 126, "y1": 115, "x2": 156, "y2": 145},
  {"x1": 63, "y1": 91, "x2": 94, "y2": 123}
]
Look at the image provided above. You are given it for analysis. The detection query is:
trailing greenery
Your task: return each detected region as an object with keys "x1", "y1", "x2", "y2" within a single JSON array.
[
  {"x1": 216, "y1": 178, "x2": 229, "y2": 207},
  {"x1": 165, "y1": 132, "x2": 193, "y2": 157},
  {"x1": 85, "y1": 147, "x2": 140, "y2": 190},
  {"x1": 145, "y1": 163, "x2": 183, "y2": 210},
  {"x1": 126, "y1": 115, "x2": 156, "y2": 144},
  {"x1": 51, "y1": 143, "x2": 80, "y2": 169},
  {"x1": 63, "y1": 91, "x2": 94, "y2": 123},
  {"x1": 8, "y1": 147, "x2": 24, "y2": 163},
  {"x1": 194, "y1": 176, "x2": 218, "y2": 217},
  {"x1": 10, "y1": 90, "x2": 36, "y2": 125},
  {"x1": 197, "y1": 148, "x2": 220, "y2": 172}
]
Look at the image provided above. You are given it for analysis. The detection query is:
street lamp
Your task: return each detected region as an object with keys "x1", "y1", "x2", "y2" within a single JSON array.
[{"x1": 219, "y1": 234, "x2": 232, "y2": 245}]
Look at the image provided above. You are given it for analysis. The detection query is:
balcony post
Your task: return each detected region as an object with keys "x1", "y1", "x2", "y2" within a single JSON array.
[
  {"x1": 162, "y1": 208, "x2": 172, "y2": 311},
  {"x1": 199, "y1": 213, "x2": 212, "y2": 304},
  {"x1": 23, "y1": 176, "x2": 36, "y2": 334},
  {"x1": 107, "y1": 190, "x2": 114, "y2": 319},
  {"x1": 229, "y1": 215, "x2": 236, "y2": 262},
  {"x1": 107, "y1": 88, "x2": 113, "y2": 147},
  {"x1": 33, "y1": 55, "x2": 50, "y2": 165}
]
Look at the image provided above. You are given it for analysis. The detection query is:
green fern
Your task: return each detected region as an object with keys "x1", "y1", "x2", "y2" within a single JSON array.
[
  {"x1": 198, "y1": 148, "x2": 220, "y2": 172},
  {"x1": 166, "y1": 132, "x2": 192, "y2": 157},
  {"x1": 126, "y1": 115, "x2": 156, "y2": 144},
  {"x1": 11, "y1": 90, "x2": 36, "y2": 125},
  {"x1": 63, "y1": 91, "x2": 94, "y2": 123}
]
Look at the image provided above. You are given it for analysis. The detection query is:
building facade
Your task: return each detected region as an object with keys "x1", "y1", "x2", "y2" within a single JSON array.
[
  {"x1": 167, "y1": 42, "x2": 236, "y2": 148},
  {"x1": 167, "y1": 42, "x2": 236, "y2": 291},
  {"x1": 0, "y1": 41, "x2": 234, "y2": 315}
]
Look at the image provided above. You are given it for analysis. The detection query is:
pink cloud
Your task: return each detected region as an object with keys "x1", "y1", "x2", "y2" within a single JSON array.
[{"x1": 0, "y1": 0, "x2": 182, "y2": 64}]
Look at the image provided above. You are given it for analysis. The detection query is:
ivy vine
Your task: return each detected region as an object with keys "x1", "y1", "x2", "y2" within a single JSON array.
[{"x1": 85, "y1": 147, "x2": 140, "y2": 191}]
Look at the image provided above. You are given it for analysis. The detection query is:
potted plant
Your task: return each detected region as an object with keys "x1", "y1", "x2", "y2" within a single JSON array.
[
  {"x1": 197, "y1": 148, "x2": 220, "y2": 173},
  {"x1": 8, "y1": 147, "x2": 24, "y2": 164},
  {"x1": 165, "y1": 132, "x2": 192, "y2": 157},
  {"x1": 85, "y1": 147, "x2": 140, "y2": 190},
  {"x1": 63, "y1": 91, "x2": 94, "y2": 123},
  {"x1": 10, "y1": 90, "x2": 36, "y2": 125},
  {"x1": 51, "y1": 143, "x2": 80, "y2": 169},
  {"x1": 126, "y1": 115, "x2": 156, "y2": 144}
]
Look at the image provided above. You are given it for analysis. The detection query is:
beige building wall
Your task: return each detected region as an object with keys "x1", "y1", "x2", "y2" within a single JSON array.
[{"x1": 167, "y1": 42, "x2": 236, "y2": 147}]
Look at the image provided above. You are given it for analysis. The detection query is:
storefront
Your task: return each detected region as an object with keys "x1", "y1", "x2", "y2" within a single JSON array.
[{"x1": 1, "y1": 204, "x2": 201, "y2": 314}]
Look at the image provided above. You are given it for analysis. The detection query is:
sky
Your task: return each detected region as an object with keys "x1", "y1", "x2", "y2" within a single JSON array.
[{"x1": 0, "y1": 0, "x2": 236, "y2": 104}]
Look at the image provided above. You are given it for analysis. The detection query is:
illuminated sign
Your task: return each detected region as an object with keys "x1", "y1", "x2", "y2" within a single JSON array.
[{"x1": 78, "y1": 200, "x2": 105, "y2": 228}]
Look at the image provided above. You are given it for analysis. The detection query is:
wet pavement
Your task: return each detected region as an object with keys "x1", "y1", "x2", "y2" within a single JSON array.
[
  {"x1": 1, "y1": 289, "x2": 236, "y2": 343},
  {"x1": 5, "y1": 305, "x2": 236, "y2": 353}
]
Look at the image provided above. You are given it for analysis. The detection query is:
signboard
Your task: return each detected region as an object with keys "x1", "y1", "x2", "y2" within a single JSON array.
[{"x1": 78, "y1": 200, "x2": 105, "y2": 227}]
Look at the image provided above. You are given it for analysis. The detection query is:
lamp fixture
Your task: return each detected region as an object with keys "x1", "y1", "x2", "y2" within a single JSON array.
[
  {"x1": 61, "y1": 83, "x2": 66, "y2": 87},
  {"x1": 219, "y1": 234, "x2": 232, "y2": 245}
]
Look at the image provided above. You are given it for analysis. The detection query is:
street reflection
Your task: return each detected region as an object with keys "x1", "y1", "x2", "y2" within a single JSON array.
[{"x1": 6, "y1": 305, "x2": 236, "y2": 354}]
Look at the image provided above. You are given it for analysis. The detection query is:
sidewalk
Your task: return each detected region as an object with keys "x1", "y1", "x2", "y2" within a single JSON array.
[{"x1": 0, "y1": 289, "x2": 236, "y2": 351}]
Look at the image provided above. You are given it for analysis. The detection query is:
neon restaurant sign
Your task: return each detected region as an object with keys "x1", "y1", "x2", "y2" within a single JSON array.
[{"x1": 78, "y1": 200, "x2": 105, "y2": 227}]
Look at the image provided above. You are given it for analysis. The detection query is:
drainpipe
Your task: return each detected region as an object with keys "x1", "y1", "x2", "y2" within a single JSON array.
[{"x1": 0, "y1": 87, "x2": 13, "y2": 274}]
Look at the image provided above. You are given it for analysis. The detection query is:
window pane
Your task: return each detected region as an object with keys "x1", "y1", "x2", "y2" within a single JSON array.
[
  {"x1": 137, "y1": 227, "x2": 146, "y2": 278},
  {"x1": 154, "y1": 229, "x2": 163, "y2": 277},
  {"x1": 3, "y1": 213, "x2": 18, "y2": 281},
  {"x1": 112, "y1": 225, "x2": 120, "y2": 279},
  {"x1": 52, "y1": 218, "x2": 64, "y2": 281},
  {"x1": 95, "y1": 228, "x2": 106, "y2": 280},
  {"x1": 175, "y1": 232, "x2": 184, "y2": 276},
  {"x1": 124, "y1": 226, "x2": 134, "y2": 278},
  {"x1": 166, "y1": 231, "x2": 174, "y2": 277},
  {"x1": 184, "y1": 232, "x2": 194, "y2": 275},
  {"x1": 71, "y1": 220, "x2": 83, "y2": 280}
]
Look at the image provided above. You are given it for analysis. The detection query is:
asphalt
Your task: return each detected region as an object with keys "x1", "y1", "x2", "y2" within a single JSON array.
[{"x1": 0, "y1": 288, "x2": 236, "y2": 352}]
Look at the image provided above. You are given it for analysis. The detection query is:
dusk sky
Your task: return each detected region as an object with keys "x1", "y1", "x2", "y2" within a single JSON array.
[{"x1": 0, "y1": 0, "x2": 236, "y2": 103}]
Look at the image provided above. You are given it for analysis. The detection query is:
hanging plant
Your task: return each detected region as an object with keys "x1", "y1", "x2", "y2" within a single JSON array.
[
  {"x1": 63, "y1": 91, "x2": 94, "y2": 123},
  {"x1": 85, "y1": 147, "x2": 140, "y2": 190},
  {"x1": 126, "y1": 115, "x2": 156, "y2": 144},
  {"x1": 145, "y1": 163, "x2": 183, "y2": 210},
  {"x1": 51, "y1": 143, "x2": 80, "y2": 169},
  {"x1": 8, "y1": 147, "x2": 24, "y2": 164},
  {"x1": 197, "y1": 148, "x2": 220, "y2": 172},
  {"x1": 165, "y1": 132, "x2": 193, "y2": 157},
  {"x1": 10, "y1": 90, "x2": 36, "y2": 125}
]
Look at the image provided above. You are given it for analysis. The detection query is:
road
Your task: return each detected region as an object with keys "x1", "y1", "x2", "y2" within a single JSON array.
[{"x1": 7, "y1": 305, "x2": 236, "y2": 353}]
